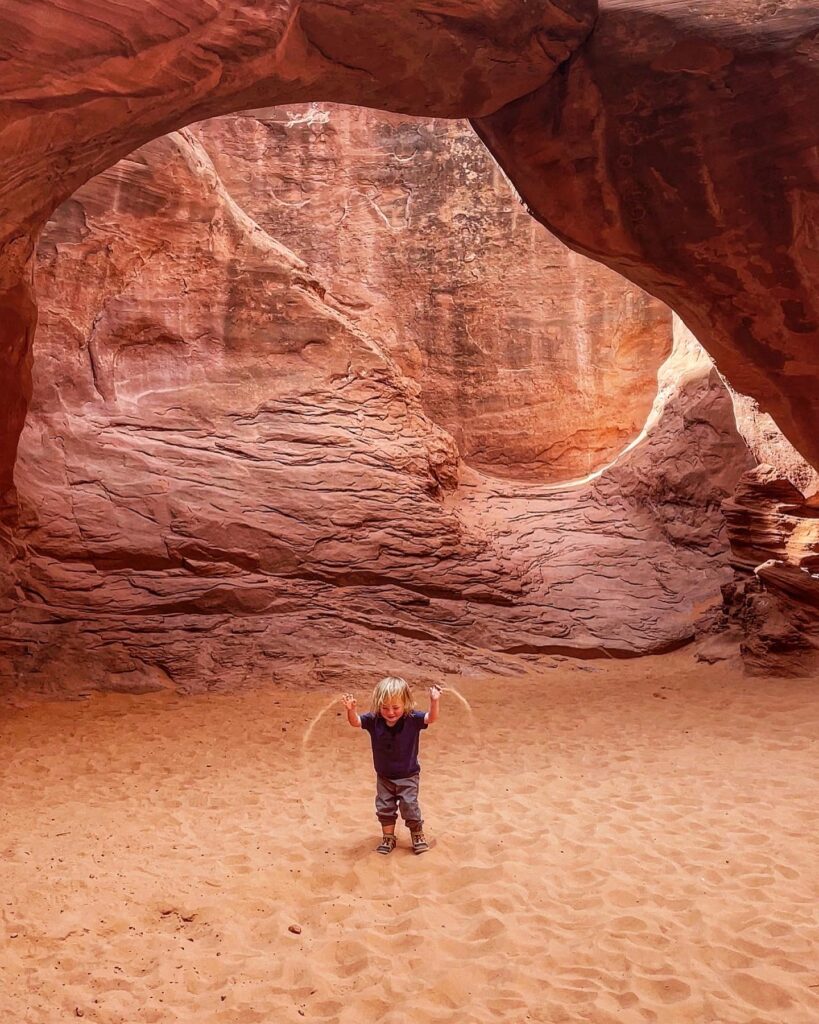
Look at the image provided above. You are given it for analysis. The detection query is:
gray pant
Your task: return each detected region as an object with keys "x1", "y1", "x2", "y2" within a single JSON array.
[{"x1": 375, "y1": 774, "x2": 423, "y2": 830}]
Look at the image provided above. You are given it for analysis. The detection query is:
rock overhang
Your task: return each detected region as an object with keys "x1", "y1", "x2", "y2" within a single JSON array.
[{"x1": 0, "y1": 0, "x2": 818, "y2": 500}]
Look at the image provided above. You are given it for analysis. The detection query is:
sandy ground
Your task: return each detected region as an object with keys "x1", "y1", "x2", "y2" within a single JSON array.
[{"x1": 1, "y1": 651, "x2": 818, "y2": 1023}]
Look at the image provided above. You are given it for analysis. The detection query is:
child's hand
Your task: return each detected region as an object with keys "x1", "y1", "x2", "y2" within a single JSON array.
[
  {"x1": 429, "y1": 685, "x2": 442, "y2": 701},
  {"x1": 341, "y1": 692, "x2": 357, "y2": 710}
]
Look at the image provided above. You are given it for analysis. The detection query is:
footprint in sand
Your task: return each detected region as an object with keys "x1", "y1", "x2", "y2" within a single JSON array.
[
  {"x1": 609, "y1": 915, "x2": 648, "y2": 933},
  {"x1": 728, "y1": 971, "x2": 795, "y2": 1012},
  {"x1": 467, "y1": 916, "x2": 506, "y2": 942},
  {"x1": 633, "y1": 975, "x2": 692, "y2": 1005}
]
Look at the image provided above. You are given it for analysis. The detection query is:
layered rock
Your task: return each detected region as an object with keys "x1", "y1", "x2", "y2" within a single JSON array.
[
  {"x1": 0, "y1": 115, "x2": 756, "y2": 698},
  {"x1": 0, "y1": 0, "x2": 595, "y2": 499},
  {"x1": 0, "y1": 0, "x2": 817, "y2": 518},
  {"x1": 719, "y1": 466, "x2": 819, "y2": 676},
  {"x1": 723, "y1": 467, "x2": 819, "y2": 575},
  {"x1": 475, "y1": 0, "x2": 819, "y2": 469},
  {"x1": 192, "y1": 109, "x2": 670, "y2": 482}
]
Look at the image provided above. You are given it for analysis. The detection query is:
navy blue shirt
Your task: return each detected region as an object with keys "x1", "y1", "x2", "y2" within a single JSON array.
[{"x1": 360, "y1": 710, "x2": 428, "y2": 779}]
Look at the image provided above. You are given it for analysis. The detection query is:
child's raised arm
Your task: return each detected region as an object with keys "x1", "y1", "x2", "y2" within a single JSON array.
[
  {"x1": 341, "y1": 693, "x2": 361, "y2": 728},
  {"x1": 425, "y1": 685, "x2": 441, "y2": 725}
]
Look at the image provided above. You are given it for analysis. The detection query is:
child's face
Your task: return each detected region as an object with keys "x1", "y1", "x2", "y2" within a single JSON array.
[{"x1": 379, "y1": 699, "x2": 404, "y2": 725}]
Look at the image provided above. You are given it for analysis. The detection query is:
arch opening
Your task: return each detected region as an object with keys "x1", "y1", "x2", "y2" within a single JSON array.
[{"x1": 1, "y1": 104, "x2": 759, "y2": 696}]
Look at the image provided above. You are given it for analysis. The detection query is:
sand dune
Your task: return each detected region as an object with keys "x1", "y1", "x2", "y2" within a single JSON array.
[{"x1": 2, "y1": 652, "x2": 818, "y2": 1023}]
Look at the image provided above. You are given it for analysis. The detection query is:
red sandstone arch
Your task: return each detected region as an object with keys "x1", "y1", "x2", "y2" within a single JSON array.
[
  {"x1": 1, "y1": 0, "x2": 818, "y2": 514},
  {"x1": 475, "y1": 0, "x2": 819, "y2": 474},
  {"x1": 0, "y1": 0, "x2": 595, "y2": 506}
]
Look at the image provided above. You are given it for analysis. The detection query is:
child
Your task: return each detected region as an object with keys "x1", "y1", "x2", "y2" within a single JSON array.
[{"x1": 342, "y1": 677, "x2": 441, "y2": 855}]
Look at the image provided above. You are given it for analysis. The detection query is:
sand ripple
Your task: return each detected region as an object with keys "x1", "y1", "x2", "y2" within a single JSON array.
[{"x1": 1, "y1": 652, "x2": 818, "y2": 1022}]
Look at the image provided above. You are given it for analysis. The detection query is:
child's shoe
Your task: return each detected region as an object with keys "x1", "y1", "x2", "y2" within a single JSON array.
[
  {"x1": 410, "y1": 830, "x2": 429, "y2": 855},
  {"x1": 376, "y1": 833, "x2": 397, "y2": 855}
]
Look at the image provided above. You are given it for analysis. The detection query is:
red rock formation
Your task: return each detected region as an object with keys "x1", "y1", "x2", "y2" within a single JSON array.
[
  {"x1": 193, "y1": 108, "x2": 670, "y2": 482},
  {"x1": 0, "y1": 118, "x2": 755, "y2": 698},
  {"x1": 1, "y1": 0, "x2": 817, "y2": 514},
  {"x1": 728, "y1": 390, "x2": 819, "y2": 496},
  {"x1": 723, "y1": 467, "x2": 818, "y2": 574},
  {"x1": 475, "y1": 0, "x2": 819, "y2": 470},
  {"x1": 721, "y1": 467, "x2": 819, "y2": 676},
  {"x1": 0, "y1": 0, "x2": 595, "y2": 499}
]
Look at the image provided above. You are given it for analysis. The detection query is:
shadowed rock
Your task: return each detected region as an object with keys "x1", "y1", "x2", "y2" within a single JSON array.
[{"x1": 721, "y1": 465, "x2": 819, "y2": 676}]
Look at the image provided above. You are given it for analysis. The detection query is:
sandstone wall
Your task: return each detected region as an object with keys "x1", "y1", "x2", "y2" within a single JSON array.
[
  {"x1": 0, "y1": 112, "x2": 756, "y2": 698},
  {"x1": 721, "y1": 467, "x2": 819, "y2": 678},
  {"x1": 475, "y1": 0, "x2": 819, "y2": 469},
  {"x1": 1, "y1": 1, "x2": 817, "y2": 517},
  {"x1": 193, "y1": 108, "x2": 670, "y2": 482}
]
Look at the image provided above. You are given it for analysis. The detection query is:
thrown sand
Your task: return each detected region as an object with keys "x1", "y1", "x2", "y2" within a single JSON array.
[{"x1": 2, "y1": 653, "x2": 818, "y2": 1023}]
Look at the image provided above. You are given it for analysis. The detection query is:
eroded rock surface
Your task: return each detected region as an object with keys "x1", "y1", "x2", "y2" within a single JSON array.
[
  {"x1": 0, "y1": 0, "x2": 817, "y2": 518},
  {"x1": 720, "y1": 466, "x2": 819, "y2": 677},
  {"x1": 0, "y1": 0, "x2": 596, "y2": 500},
  {"x1": 0, "y1": 117, "x2": 756, "y2": 697},
  {"x1": 729, "y1": 392, "x2": 819, "y2": 496},
  {"x1": 193, "y1": 109, "x2": 670, "y2": 482},
  {"x1": 475, "y1": 0, "x2": 819, "y2": 469}
]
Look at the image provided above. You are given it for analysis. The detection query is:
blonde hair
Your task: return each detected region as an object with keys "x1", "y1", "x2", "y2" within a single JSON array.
[{"x1": 370, "y1": 676, "x2": 414, "y2": 716}]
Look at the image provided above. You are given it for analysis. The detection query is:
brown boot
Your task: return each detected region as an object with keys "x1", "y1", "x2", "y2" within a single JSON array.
[
  {"x1": 376, "y1": 833, "x2": 397, "y2": 855},
  {"x1": 410, "y1": 830, "x2": 429, "y2": 855}
]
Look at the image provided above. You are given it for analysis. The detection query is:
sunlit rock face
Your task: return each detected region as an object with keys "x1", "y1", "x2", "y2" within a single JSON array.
[
  {"x1": 475, "y1": 0, "x2": 819, "y2": 471},
  {"x1": 1, "y1": 0, "x2": 817, "y2": 523},
  {"x1": 0, "y1": 0, "x2": 597, "y2": 502},
  {"x1": 728, "y1": 393, "x2": 819, "y2": 497},
  {"x1": 193, "y1": 108, "x2": 671, "y2": 483},
  {"x1": 0, "y1": 113, "x2": 758, "y2": 698}
]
